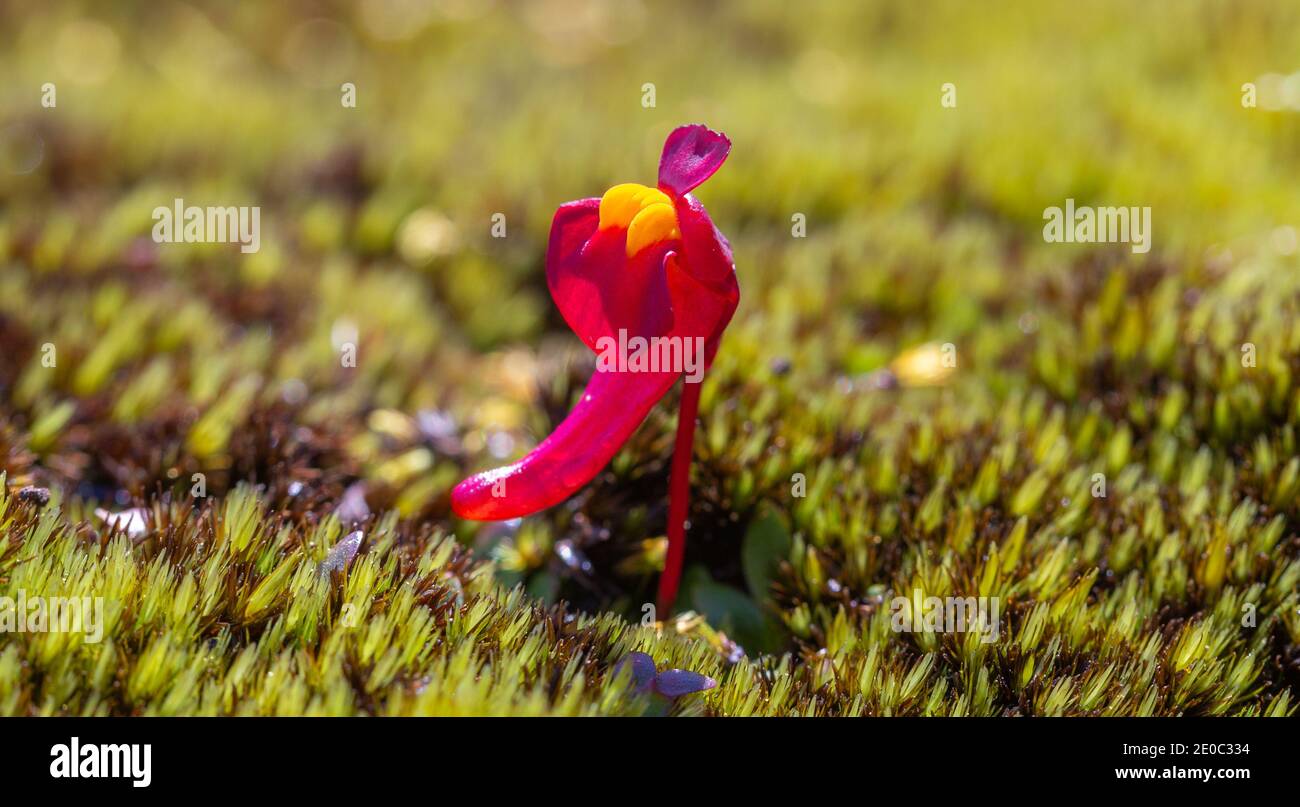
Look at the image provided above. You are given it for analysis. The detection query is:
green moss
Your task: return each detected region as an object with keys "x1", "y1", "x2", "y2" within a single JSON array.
[{"x1": 1, "y1": 1, "x2": 1298, "y2": 715}]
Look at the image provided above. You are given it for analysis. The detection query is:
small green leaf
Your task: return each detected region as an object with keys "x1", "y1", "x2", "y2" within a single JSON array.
[
  {"x1": 741, "y1": 510, "x2": 792, "y2": 602},
  {"x1": 691, "y1": 576, "x2": 785, "y2": 654}
]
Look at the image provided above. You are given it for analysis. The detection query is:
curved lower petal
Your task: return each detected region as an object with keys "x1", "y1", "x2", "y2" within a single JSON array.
[{"x1": 451, "y1": 367, "x2": 680, "y2": 520}]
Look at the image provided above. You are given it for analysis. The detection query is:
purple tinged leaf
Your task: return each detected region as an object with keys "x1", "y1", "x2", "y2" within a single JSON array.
[
  {"x1": 319, "y1": 529, "x2": 363, "y2": 576},
  {"x1": 652, "y1": 669, "x2": 717, "y2": 699},
  {"x1": 614, "y1": 652, "x2": 658, "y2": 692}
]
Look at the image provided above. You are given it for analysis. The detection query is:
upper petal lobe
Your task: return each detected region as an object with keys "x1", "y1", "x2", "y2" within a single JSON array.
[{"x1": 658, "y1": 125, "x2": 731, "y2": 197}]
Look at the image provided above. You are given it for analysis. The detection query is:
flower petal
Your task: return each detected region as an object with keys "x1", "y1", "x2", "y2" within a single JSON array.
[
  {"x1": 662, "y1": 194, "x2": 740, "y2": 365},
  {"x1": 658, "y1": 124, "x2": 731, "y2": 197},
  {"x1": 545, "y1": 198, "x2": 676, "y2": 352},
  {"x1": 451, "y1": 366, "x2": 680, "y2": 520},
  {"x1": 673, "y1": 193, "x2": 736, "y2": 291}
]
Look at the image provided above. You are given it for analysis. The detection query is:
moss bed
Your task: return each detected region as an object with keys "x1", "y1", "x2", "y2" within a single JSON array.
[{"x1": 1, "y1": 1, "x2": 1298, "y2": 715}]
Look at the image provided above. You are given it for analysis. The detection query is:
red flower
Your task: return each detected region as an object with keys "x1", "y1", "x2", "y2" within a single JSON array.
[{"x1": 452, "y1": 124, "x2": 739, "y2": 612}]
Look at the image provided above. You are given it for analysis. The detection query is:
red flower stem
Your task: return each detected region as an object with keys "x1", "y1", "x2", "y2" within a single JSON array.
[{"x1": 657, "y1": 375, "x2": 702, "y2": 616}]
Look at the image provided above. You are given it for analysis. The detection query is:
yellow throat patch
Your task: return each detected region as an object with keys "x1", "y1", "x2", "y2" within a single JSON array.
[{"x1": 598, "y1": 183, "x2": 681, "y2": 257}]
